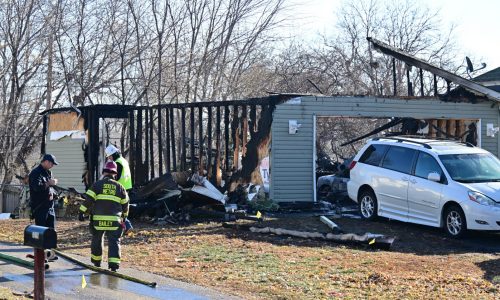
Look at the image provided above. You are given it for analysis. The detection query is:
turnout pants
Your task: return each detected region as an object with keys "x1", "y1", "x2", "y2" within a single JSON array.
[{"x1": 90, "y1": 227, "x2": 123, "y2": 269}]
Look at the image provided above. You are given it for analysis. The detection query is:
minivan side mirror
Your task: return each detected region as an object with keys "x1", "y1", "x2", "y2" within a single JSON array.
[{"x1": 427, "y1": 172, "x2": 441, "y2": 182}]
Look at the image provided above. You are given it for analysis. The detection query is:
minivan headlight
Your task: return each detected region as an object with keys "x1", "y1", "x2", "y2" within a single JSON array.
[{"x1": 468, "y1": 191, "x2": 499, "y2": 207}]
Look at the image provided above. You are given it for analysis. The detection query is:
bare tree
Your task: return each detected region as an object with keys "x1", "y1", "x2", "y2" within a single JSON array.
[{"x1": 0, "y1": 0, "x2": 52, "y2": 182}]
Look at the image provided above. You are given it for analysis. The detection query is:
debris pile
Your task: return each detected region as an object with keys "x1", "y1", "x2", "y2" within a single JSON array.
[
  {"x1": 223, "y1": 216, "x2": 396, "y2": 250},
  {"x1": 125, "y1": 172, "x2": 272, "y2": 224}
]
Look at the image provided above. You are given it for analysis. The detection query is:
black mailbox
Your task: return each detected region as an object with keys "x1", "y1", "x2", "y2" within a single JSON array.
[{"x1": 24, "y1": 225, "x2": 57, "y2": 249}]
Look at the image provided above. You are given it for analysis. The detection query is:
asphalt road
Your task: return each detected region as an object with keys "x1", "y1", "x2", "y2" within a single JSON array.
[{"x1": 0, "y1": 242, "x2": 239, "y2": 300}]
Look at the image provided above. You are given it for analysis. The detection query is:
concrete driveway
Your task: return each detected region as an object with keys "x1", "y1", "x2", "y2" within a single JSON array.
[{"x1": 0, "y1": 242, "x2": 239, "y2": 300}]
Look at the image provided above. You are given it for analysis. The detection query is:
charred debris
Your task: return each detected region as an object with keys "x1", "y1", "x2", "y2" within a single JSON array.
[{"x1": 40, "y1": 94, "x2": 300, "y2": 224}]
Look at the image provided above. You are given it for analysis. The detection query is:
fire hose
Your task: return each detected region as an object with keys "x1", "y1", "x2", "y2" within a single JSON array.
[
  {"x1": 0, "y1": 252, "x2": 34, "y2": 268},
  {"x1": 52, "y1": 249, "x2": 157, "y2": 287}
]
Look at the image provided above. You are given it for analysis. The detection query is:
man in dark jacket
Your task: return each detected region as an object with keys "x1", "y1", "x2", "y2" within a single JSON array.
[
  {"x1": 28, "y1": 154, "x2": 59, "y2": 228},
  {"x1": 79, "y1": 161, "x2": 129, "y2": 271}
]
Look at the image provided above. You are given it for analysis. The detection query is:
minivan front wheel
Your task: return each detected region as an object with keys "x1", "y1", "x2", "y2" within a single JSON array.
[
  {"x1": 359, "y1": 190, "x2": 377, "y2": 220},
  {"x1": 444, "y1": 205, "x2": 466, "y2": 238}
]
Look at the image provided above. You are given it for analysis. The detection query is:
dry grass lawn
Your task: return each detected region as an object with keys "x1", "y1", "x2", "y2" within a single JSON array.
[{"x1": 0, "y1": 216, "x2": 498, "y2": 299}]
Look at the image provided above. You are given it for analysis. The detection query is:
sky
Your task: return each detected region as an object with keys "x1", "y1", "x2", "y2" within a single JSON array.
[{"x1": 287, "y1": 0, "x2": 500, "y2": 72}]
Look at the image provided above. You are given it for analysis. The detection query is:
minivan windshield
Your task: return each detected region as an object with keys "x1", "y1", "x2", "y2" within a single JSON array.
[{"x1": 439, "y1": 153, "x2": 500, "y2": 183}]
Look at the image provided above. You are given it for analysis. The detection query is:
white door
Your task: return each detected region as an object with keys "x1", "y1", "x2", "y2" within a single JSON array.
[
  {"x1": 376, "y1": 146, "x2": 417, "y2": 221},
  {"x1": 407, "y1": 152, "x2": 444, "y2": 226}
]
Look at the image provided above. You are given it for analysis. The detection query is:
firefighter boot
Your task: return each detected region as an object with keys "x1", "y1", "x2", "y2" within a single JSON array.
[{"x1": 109, "y1": 263, "x2": 119, "y2": 272}]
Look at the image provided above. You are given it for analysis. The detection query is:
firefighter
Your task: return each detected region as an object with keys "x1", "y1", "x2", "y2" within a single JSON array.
[
  {"x1": 105, "y1": 145, "x2": 133, "y2": 233},
  {"x1": 104, "y1": 145, "x2": 132, "y2": 191},
  {"x1": 79, "y1": 161, "x2": 129, "y2": 271}
]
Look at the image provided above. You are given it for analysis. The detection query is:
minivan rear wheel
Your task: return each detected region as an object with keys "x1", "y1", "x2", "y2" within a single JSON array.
[
  {"x1": 359, "y1": 190, "x2": 377, "y2": 220},
  {"x1": 443, "y1": 205, "x2": 467, "y2": 238}
]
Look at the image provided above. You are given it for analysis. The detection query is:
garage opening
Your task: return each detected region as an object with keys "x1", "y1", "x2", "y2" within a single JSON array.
[{"x1": 314, "y1": 116, "x2": 480, "y2": 204}]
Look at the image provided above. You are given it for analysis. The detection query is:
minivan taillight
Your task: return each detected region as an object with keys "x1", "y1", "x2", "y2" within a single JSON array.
[{"x1": 349, "y1": 161, "x2": 357, "y2": 170}]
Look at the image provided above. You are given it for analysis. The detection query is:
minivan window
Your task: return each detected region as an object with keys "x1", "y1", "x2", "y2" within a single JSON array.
[
  {"x1": 359, "y1": 144, "x2": 388, "y2": 166},
  {"x1": 381, "y1": 146, "x2": 416, "y2": 174},
  {"x1": 414, "y1": 152, "x2": 443, "y2": 180},
  {"x1": 439, "y1": 153, "x2": 500, "y2": 183}
]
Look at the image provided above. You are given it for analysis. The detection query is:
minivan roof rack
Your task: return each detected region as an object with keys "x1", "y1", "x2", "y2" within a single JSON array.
[{"x1": 372, "y1": 137, "x2": 432, "y2": 149}]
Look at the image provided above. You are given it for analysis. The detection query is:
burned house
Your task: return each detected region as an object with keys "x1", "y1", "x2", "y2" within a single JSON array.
[
  {"x1": 271, "y1": 38, "x2": 500, "y2": 203},
  {"x1": 41, "y1": 38, "x2": 500, "y2": 207}
]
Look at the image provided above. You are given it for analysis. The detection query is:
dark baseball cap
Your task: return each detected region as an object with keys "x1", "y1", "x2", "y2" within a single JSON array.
[{"x1": 42, "y1": 154, "x2": 59, "y2": 165}]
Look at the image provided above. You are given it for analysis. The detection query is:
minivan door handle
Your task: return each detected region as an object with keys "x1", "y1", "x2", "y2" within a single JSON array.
[
  {"x1": 401, "y1": 177, "x2": 409, "y2": 181},
  {"x1": 409, "y1": 179, "x2": 417, "y2": 184}
]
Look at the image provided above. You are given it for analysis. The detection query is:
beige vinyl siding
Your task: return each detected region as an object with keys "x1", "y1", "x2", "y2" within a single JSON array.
[
  {"x1": 45, "y1": 136, "x2": 87, "y2": 193},
  {"x1": 270, "y1": 96, "x2": 499, "y2": 203}
]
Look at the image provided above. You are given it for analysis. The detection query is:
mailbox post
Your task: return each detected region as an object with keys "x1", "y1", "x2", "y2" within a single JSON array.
[{"x1": 24, "y1": 225, "x2": 57, "y2": 300}]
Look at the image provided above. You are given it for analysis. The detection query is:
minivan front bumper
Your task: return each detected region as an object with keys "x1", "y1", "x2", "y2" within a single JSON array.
[{"x1": 463, "y1": 203, "x2": 500, "y2": 231}]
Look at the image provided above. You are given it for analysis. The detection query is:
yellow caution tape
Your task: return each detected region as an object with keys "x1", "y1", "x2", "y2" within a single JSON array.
[
  {"x1": 369, "y1": 239, "x2": 375, "y2": 245},
  {"x1": 256, "y1": 211, "x2": 262, "y2": 219},
  {"x1": 81, "y1": 274, "x2": 87, "y2": 289}
]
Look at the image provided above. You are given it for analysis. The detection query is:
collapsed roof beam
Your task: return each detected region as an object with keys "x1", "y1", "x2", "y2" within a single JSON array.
[{"x1": 368, "y1": 37, "x2": 500, "y2": 103}]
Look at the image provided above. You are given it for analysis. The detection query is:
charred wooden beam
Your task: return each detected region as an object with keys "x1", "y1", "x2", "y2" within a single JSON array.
[
  {"x1": 93, "y1": 112, "x2": 99, "y2": 182},
  {"x1": 250, "y1": 104, "x2": 257, "y2": 134},
  {"x1": 129, "y1": 110, "x2": 135, "y2": 182},
  {"x1": 229, "y1": 104, "x2": 275, "y2": 191},
  {"x1": 90, "y1": 110, "x2": 99, "y2": 184},
  {"x1": 231, "y1": 105, "x2": 240, "y2": 171},
  {"x1": 392, "y1": 58, "x2": 397, "y2": 96},
  {"x1": 213, "y1": 106, "x2": 221, "y2": 185},
  {"x1": 341, "y1": 118, "x2": 404, "y2": 146},
  {"x1": 198, "y1": 107, "x2": 204, "y2": 174},
  {"x1": 170, "y1": 107, "x2": 177, "y2": 171},
  {"x1": 152, "y1": 95, "x2": 296, "y2": 109},
  {"x1": 181, "y1": 107, "x2": 186, "y2": 171},
  {"x1": 369, "y1": 37, "x2": 500, "y2": 102},
  {"x1": 157, "y1": 108, "x2": 163, "y2": 175},
  {"x1": 207, "y1": 107, "x2": 213, "y2": 178},
  {"x1": 427, "y1": 119, "x2": 434, "y2": 137},
  {"x1": 456, "y1": 120, "x2": 464, "y2": 140},
  {"x1": 406, "y1": 66, "x2": 412, "y2": 96},
  {"x1": 241, "y1": 105, "x2": 248, "y2": 157},
  {"x1": 85, "y1": 110, "x2": 95, "y2": 186},
  {"x1": 419, "y1": 68, "x2": 424, "y2": 97},
  {"x1": 149, "y1": 108, "x2": 154, "y2": 179},
  {"x1": 222, "y1": 223, "x2": 395, "y2": 250},
  {"x1": 430, "y1": 120, "x2": 437, "y2": 138},
  {"x1": 436, "y1": 119, "x2": 444, "y2": 138},
  {"x1": 446, "y1": 120, "x2": 453, "y2": 137},
  {"x1": 434, "y1": 75, "x2": 438, "y2": 96},
  {"x1": 144, "y1": 109, "x2": 150, "y2": 180},
  {"x1": 120, "y1": 122, "x2": 125, "y2": 156},
  {"x1": 166, "y1": 108, "x2": 171, "y2": 171},
  {"x1": 224, "y1": 106, "x2": 230, "y2": 172},
  {"x1": 190, "y1": 107, "x2": 195, "y2": 171},
  {"x1": 136, "y1": 109, "x2": 143, "y2": 184}
]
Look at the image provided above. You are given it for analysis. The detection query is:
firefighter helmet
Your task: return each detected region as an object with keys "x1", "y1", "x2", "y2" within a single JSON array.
[
  {"x1": 105, "y1": 145, "x2": 119, "y2": 157},
  {"x1": 103, "y1": 161, "x2": 118, "y2": 174}
]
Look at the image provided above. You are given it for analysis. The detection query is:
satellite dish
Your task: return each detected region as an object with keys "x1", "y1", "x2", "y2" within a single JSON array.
[
  {"x1": 465, "y1": 57, "x2": 487, "y2": 79},
  {"x1": 465, "y1": 56, "x2": 474, "y2": 72}
]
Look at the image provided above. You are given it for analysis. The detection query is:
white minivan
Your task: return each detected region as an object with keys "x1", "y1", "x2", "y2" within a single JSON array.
[{"x1": 347, "y1": 137, "x2": 500, "y2": 238}]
